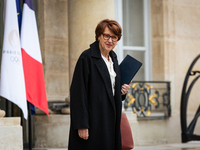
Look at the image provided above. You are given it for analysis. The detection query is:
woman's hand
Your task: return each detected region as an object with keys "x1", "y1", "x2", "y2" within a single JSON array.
[
  {"x1": 121, "y1": 84, "x2": 130, "y2": 95},
  {"x1": 78, "y1": 128, "x2": 89, "y2": 140}
]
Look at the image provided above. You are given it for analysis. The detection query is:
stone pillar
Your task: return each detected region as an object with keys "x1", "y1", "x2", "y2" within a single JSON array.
[
  {"x1": 151, "y1": 0, "x2": 178, "y2": 144},
  {"x1": 151, "y1": 0, "x2": 165, "y2": 81},
  {"x1": 37, "y1": 0, "x2": 69, "y2": 102},
  {"x1": 68, "y1": 0, "x2": 115, "y2": 82}
]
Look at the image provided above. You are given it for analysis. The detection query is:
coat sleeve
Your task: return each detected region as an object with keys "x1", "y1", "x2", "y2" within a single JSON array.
[
  {"x1": 70, "y1": 54, "x2": 90, "y2": 130},
  {"x1": 121, "y1": 94, "x2": 126, "y2": 101}
]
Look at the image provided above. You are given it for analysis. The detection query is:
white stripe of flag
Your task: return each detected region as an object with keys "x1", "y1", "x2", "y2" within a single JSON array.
[{"x1": 0, "y1": 0, "x2": 27, "y2": 119}]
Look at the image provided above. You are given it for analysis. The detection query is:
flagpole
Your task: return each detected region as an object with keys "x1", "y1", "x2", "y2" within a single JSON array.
[
  {"x1": 28, "y1": 102, "x2": 32, "y2": 150},
  {"x1": 11, "y1": 103, "x2": 14, "y2": 116},
  {"x1": 5, "y1": 100, "x2": 8, "y2": 117}
]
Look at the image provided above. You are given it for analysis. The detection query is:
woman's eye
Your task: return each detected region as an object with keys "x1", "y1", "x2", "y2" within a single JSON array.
[{"x1": 105, "y1": 35, "x2": 110, "y2": 38}]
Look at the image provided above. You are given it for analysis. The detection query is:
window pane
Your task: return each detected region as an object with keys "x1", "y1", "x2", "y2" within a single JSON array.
[
  {"x1": 123, "y1": 0, "x2": 144, "y2": 46},
  {"x1": 124, "y1": 50, "x2": 145, "y2": 81}
]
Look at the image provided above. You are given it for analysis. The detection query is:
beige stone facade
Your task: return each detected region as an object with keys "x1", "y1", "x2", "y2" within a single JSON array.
[
  {"x1": 0, "y1": 0, "x2": 200, "y2": 148},
  {"x1": 0, "y1": 117, "x2": 23, "y2": 150},
  {"x1": 34, "y1": 115, "x2": 70, "y2": 148},
  {"x1": 150, "y1": 0, "x2": 200, "y2": 144}
]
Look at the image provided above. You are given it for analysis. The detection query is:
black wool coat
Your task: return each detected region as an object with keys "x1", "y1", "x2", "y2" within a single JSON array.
[{"x1": 68, "y1": 41, "x2": 125, "y2": 150}]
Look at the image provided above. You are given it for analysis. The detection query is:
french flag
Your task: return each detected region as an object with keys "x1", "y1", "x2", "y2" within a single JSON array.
[{"x1": 20, "y1": 0, "x2": 49, "y2": 116}]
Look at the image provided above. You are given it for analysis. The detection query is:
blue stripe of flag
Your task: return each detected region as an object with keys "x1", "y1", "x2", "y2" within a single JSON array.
[{"x1": 16, "y1": 0, "x2": 22, "y2": 33}]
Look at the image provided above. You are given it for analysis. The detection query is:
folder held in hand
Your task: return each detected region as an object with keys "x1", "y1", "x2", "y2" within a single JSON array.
[{"x1": 119, "y1": 55, "x2": 142, "y2": 86}]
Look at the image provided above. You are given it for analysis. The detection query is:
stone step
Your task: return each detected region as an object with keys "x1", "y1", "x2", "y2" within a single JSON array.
[{"x1": 32, "y1": 142, "x2": 200, "y2": 150}]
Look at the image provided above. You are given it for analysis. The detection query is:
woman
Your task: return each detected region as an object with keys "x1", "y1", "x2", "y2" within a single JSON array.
[{"x1": 68, "y1": 19, "x2": 130, "y2": 150}]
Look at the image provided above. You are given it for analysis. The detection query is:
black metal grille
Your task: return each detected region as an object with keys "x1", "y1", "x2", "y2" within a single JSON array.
[
  {"x1": 180, "y1": 54, "x2": 200, "y2": 143},
  {"x1": 124, "y1": 81, "x2": 171, "y2": 119}
]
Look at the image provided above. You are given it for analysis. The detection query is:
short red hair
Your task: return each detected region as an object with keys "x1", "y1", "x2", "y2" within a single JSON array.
[{"x1": 95, "y1": 19, "x2": 122, "y2": 41}]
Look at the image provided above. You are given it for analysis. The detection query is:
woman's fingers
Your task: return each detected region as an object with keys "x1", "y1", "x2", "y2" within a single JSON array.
[
  {"x1": 121, "y1": 84, "x2": 130, "y2": 95},
  {"x1": 78, "y1": 128, "x2": 89, "y2": 140},
  {"x1": 83, "y1": 129, "x2": 89, "y2": 140}
]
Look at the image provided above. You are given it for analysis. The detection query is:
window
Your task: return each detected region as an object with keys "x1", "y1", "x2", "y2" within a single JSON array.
[{"x1": 115, "y1": 0, "x2": 151, "y2": 81}]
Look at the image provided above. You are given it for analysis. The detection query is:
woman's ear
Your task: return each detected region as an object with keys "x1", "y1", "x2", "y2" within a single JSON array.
[{"x1": 97, "y1": 36, "x2": 100, "y2": 41}]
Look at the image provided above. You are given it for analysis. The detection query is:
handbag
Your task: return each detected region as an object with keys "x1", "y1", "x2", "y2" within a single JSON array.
[{"x1": 121, "y1": 113, "x2": 134, "y2": 150}]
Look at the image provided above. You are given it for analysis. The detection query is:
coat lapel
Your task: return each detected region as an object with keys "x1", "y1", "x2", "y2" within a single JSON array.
[
  {"x1": 109, "y1": 50, "x2": 121, "y2": 93},
  {"x1": 90, "y1": 41, "x2": 116, "y2": 112}
]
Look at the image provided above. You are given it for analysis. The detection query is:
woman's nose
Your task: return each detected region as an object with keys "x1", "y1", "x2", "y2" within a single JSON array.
[{"x1": 108, "y1": 37, "x2": 113, "y2": 42}]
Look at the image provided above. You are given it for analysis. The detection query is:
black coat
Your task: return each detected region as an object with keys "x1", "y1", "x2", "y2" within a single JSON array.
[{"x1": 68, "y1": 41, "x2": 125, "y2": 150}]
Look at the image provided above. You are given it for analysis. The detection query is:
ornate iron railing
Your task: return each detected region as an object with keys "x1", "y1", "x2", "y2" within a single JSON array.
[
  {"x1": 181, "y1": 54, "x2": 200, "y2": 143},
  {"x1": 124, "y1": 81, "x2": 171, "y2": 119}
]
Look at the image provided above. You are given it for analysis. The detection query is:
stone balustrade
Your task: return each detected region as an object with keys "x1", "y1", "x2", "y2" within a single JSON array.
[{"x1": 0, "y1": 117, "x2": 23, "y2": 150}]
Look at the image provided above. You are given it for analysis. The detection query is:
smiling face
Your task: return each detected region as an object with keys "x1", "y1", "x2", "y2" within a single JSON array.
[{"x1": 98, "y1": 27, "x2": 118, "y2": 55}]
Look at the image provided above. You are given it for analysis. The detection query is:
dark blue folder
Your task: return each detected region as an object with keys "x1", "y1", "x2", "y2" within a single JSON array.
[{"x1": 119, "y1": 55, "x2": 142, "y2": 85}]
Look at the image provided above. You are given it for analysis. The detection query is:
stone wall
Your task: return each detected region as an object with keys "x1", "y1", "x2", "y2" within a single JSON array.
[
  {"x1": 149, "y1": 0, "x2": 200, "y2": 144},
  {"x1": 34, "y1": 115, "x2": 70, "y2": 148},
  {"x1": 152, "y1": 0, "x2": 200, "y2": 115}
]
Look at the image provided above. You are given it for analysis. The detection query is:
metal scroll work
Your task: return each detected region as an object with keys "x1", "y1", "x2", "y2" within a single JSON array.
[
  {"x1": 124, "y1": 81, "x2": 171, "y2": 119},
  {"x1": 181, "y1": 54, "x2": 200, "y2": 143}
]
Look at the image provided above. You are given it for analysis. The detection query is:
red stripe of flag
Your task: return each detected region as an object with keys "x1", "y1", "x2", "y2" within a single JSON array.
[{"x1": 22, "y1": 48, "x2": 49, "y2": 115}]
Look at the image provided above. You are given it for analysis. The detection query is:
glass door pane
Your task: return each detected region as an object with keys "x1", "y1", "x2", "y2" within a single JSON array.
[{"x1": 123, "y1": 0, "x2": 144, "y2": 46}]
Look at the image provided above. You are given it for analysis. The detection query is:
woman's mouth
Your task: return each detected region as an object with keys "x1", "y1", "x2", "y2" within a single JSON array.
[{"x1": 106, "y1": 44, "x2": 112, "y2": 46}]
